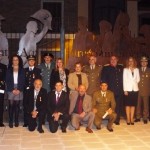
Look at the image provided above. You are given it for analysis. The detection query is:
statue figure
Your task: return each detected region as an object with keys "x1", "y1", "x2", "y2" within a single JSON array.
[
  {"x1": 0, "y1": 14, "x2": 9, "y2": 65},
  {"x1": 112, "y1": 12, "x2": 132, "y2": 55},
  {"x1": 95, "y1": 20, "x2": 113, "y2": 56},
  {"x1": 18, "y1": 9, "x2": 52, "y2": 67},
  {"x1": 72, "y1": 16, "x2": 95, "y2": 55}
]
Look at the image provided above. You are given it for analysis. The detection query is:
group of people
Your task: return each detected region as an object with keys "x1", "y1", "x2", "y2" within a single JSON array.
[{"x1": 0, "y1": 51, "x2": 150, "y2": 134}]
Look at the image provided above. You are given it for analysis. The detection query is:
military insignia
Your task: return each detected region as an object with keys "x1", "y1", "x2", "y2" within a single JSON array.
[{"x1": 33, "y1": 74, "x2": 35, "y2": 78}]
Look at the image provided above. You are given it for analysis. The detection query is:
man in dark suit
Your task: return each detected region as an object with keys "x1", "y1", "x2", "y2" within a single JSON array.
[
  {"x1": 47, "y1": 80, "x2": 70, "y2": 133},
  {"x1": 101, "y1": 56, "x2": 123, "y2": 125},
  {"x1": 0, "y1": 51, "x2": 7, "y2": 127},
  {"x1": 25, "y1": 79, "x2": 47, "y2": 133},
  {"x1": 23, "y1": 55, "x2": 41, "y2": 127}
]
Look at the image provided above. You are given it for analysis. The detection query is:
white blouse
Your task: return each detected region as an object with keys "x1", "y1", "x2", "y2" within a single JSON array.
[{"x1": 13, "y1": 72, "x2": 18, "y2": 84}]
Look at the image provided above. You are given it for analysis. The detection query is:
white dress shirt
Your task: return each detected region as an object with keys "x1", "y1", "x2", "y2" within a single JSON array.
[{"x1": 13, "y1": 72, "x2": 18, "y2": 84}]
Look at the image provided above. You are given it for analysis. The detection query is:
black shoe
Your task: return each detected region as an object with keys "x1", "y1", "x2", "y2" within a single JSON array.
[
  {"x1": 9, "y1": 123, "x2": 13, "y2": 128},
  {"x1": 135, "y1": 119, "x2": 140, "y2": 122},
  {"x1": 0, "y1": 123, "x2": 5, "y2": 127},
  {"x1": 114, "y1": 121, "x2": 120, "y2": 125},
  {"x1": 143, "y1": 120, "x2": 147, "y2": 124},
  {"x1": 131, "y1": 122, "x2": 134, "y2": 125},
  {"x1": 37, "y1": 128, "x2": 44, "y2": 133},
  {"x1": 15, "y1": 123, "x2": 19, "y2": 127},
  {"x1": 61, "y1": 128, "x2": 67, "y2": 133},
  {"x1": 107, "y1": 127, "x2": 113, "y2": 132},
  {"x1": 127, "y1": 122, "x2": 130, "y2": 125},
  {"x1": 96, "y1": 126, "x2": 101, "y2": 130},
  {"x1": 23, "y1": 124, "x2": 28, "y2": 127}
]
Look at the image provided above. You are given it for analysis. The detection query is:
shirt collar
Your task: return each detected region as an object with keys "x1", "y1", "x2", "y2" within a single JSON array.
[{"x1": 55, "y1": 90, "x2": 62, "y2": 95}]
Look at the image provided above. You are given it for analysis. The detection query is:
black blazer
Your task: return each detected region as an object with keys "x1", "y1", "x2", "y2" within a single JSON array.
[
  {"x1": 6, "y1": 67, "x2": 25, "y2": 92},
  {"x1": 50, "y1": 69, "x2": 69, "y2": 92},
  {"x1": 47, "y1": 91, "x2": 69, "y2": 120},
  {"x1": 25, "y1": 87, "x2": 47, "y2": 114}
]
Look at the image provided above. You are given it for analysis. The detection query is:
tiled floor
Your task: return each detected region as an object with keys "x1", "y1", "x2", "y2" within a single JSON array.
[{"x1": 0, "y1": 119, "x2": 150, "y2": 150}]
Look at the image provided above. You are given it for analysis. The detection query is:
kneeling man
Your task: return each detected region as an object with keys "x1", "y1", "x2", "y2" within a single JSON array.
[
  {"x1": 92, "y1": 81, "x2": 117, "y2": 132},
  {"x1": 26, "y1": 79, "x2": 47, "y2": 133},
  {"x1": 69, "y1": 85, "x2": 95, "y2": 133},
  {"x1": 47, "y1": 80, "x2": 70, "y2": 133}
]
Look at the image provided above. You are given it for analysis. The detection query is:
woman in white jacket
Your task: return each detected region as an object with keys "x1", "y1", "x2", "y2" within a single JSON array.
[{"x1": 123, "y1": 57, "x2": 140, "y2": 125}]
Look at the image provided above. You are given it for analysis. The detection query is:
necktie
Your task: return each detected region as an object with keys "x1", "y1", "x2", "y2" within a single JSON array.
[
  {"x1": 29, "y1": 68, "x2": 32, "y2": 71},
  {"x1": 47, "y1": 64, "x2": 49, "y2": 69},
  {"x1": 34, "y1": 91, "x2": 39, "y2": 110},
  {"x1": 143, "y1": 67, "x2": 145, "y2": 72},
  {"x1": 56, "y1": 92, "x2": 60, "y2": 104},
  {"x1": 78, "y1": 98, "x2": 83, "y2": 114}
]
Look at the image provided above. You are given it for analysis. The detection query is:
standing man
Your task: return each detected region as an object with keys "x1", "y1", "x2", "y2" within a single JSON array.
[
  {"x1": 101, "y1": 56, "x2": 123, "y2": 125},
  {"x1": 68, "y1": 62, "x2": 88, "y2": 92},
  {"x1": 92, "y1": 82, "x2": 117, "y2": 132},
  {"x1": 69, "y1": 85, "x2": 95, "y2": 133},
  {"x1": 83, "y1": 55, "x2": 102, "y2": 96},
  {"x1": 25, "y1": 79, "x2": 47, "y2": 133},
  {"x1": 38, "y1": 53, "x2": 55, "y2": 93},
  {"x1": 47, "y1": 80, "x2": 70, "y2": 133},
  {"x1": 23, "y1": 55, "x2": 41, "y2": 127},
  {"x1": 135, "y1": 56, "x2": 150, "y2": 124},
  {"x1": 0, "y1": 51, "x2": 6, "y2": 127}
]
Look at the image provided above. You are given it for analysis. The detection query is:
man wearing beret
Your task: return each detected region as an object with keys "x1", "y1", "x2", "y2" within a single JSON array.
[
  {"x1": 23, "y1": 55, "x2": 41, "y2": 127},
  {"x1": 92, "y1": 82, "x2": 117, "y2": 132},
  {"x1": 0, "y1": 51, "x2": 7, "y2": 127},
  {"x1": 135, "y1": 56, "x2": 150, "y2": 124}
]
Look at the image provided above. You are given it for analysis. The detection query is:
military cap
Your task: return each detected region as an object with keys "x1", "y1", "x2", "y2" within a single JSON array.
[
  {"x1": 140, "y1": 56, "x2": 148, "y2": 62},
  {"x1": 27, "y1": 55, "x2": 36, "y2": 60},
  {"x1": 43, "y1": 53, "x2": 54, "y2": 58}
]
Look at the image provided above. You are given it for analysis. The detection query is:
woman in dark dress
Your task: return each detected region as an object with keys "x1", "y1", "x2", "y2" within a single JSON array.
[
  {"x1": 50, "y1": 58, "x2": 69, "y2": 92},
  {"x1": 6, "y1": 55, "x2": 25, "y2": 128},
  {"x1": 123, "y1": 57, "x2": 140, "y2": 125}
]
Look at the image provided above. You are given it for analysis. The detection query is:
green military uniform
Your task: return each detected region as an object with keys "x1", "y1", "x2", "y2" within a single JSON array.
[
  {"x1": 92, "y1": 90, "x2": 117, "y2": 129},
  {"x1": 38, "y1": 61, "x2": 55, "y2": 93},
  {"x1": 136, "y1": 67, "x2": 150, "y2": 120},
  {"x1": 83, "y1": 65, "x2": 102, "y2": 96}
]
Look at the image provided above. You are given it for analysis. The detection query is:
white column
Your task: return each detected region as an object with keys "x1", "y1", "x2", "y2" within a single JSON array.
[{"x1": 127, "y1": 0, "x2": 138, "y2": 37}]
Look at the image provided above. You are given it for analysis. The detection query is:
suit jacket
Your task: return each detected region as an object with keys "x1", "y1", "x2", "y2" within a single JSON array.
[
  {"x1": 123, "y1": 68, "x2": 140, "y2": 92},
  {"x1": 25, "y1": 87, "x2": 47, "y2": 114},
  {"x1": 83, "y1": 65, "x2": 102, "y2": 95},
  {"x1": 38, "y1": 61, "x2": 55, "y2": 92},
  {"x1": 69, "y1": 91, "x2": 92, "y2": 115},
  {"x1": 50, "y1": 68, "x2": 69, "y2": 92},
  {"x1": 138, "y1": 67, "x2": 150, "y2": 96},
  {"x1": 68, "y1": 72, "x2": 88, "y2": 91},
  {"x1": 6, "y1": 67, "x2": 25, "y2": 92},
  {"x1": 47, "y1": 90, "x2": 69, "y2": 120},
  {"x1": 92, "y1": 90, "x2": 116, "y2": 116}
]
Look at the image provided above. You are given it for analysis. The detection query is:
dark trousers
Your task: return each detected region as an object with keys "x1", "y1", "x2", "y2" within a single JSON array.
[
  {"x1": 23, "y1": 90, "x2": 28, "y2": 125},
  {"x1": 8, "y1": 100, "x2": 20, "y2": 125},
  {"x1": 114, "y1": 94, "x2": 123, "y2": 122},
  {"x1": 0, "y1": 95, "x2": 4, "y2": 124},
  {"x1": 28, "y1": 111, "x2": 44, "y2": 131},
  {"x1": 49, "y1": 114, "x2": 69, "y2": 133}
]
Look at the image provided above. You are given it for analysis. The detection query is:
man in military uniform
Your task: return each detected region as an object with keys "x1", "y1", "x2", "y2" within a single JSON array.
[
  {"x1": 23, "y1": 55, "x2": 41, "y2": 127},
  {"x1": 83, "y1": 55, "x2": 102, "y2": 96},
  {"x1": 92, "y1": 82, "x2": 116, "y2": 132},
  {"x1": 101, "y1": 55, "x2": 123, "y2": 125},
  {"x1": 38, "y1": 53, "x2": 55, "y2": 93},
  {"x1": 135, "y1": 56, "x2": 150, "y2": 124},
  {"x1": 0, "y1": 51, "x2": 7, "y2": 127}
]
